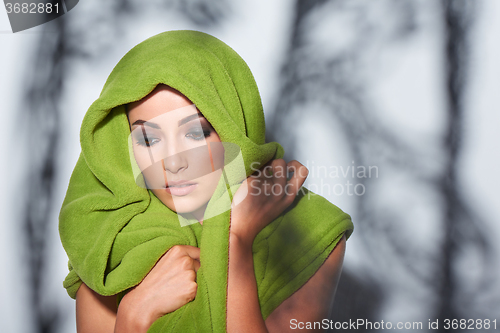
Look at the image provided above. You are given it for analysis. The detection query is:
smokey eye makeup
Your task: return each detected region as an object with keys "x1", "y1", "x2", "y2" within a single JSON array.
[
  {"x1": 185, "y1": 119, "x2": 215, "y2": 141},
  {"x1": 130, "y1": 124, "x2": 161, "y2": 148},
  {"x1": 133, "y1": 133, "x2": 161, "y2": 147},
  {"x1": 131, "y1": 118, "x2": 215, "y2": 147}
]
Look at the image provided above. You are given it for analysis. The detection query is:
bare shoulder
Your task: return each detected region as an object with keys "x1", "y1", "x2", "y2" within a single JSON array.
[
  {"x1": 265, "y1": 234, "x2": 346, "y2": 333},
  {"x1": 76, "y1": 283, "x2": 117, "y2": 333}
]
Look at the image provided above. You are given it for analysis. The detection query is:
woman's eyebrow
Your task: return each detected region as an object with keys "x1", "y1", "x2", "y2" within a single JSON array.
[
  {"x1": 131, "y1": 120, "x2": 161, "y2": 129},
  {"x1": 178, "y1": 112, "x2": 203, "y2": 127}
]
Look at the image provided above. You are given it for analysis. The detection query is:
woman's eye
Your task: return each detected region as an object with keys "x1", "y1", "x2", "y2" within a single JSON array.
[
  {"x1": 137, "y1": 137, "x2": 160, "y2": 147},
  {"x1": 187, "y1": 129, "x2": 211, "y2": 141}
]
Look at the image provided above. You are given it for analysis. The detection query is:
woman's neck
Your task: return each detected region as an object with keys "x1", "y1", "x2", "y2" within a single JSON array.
[{"x1": 190, "y1": 205, "x2": 207, "y2": 225}]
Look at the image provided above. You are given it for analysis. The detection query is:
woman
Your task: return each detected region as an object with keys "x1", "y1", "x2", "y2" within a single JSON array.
[{"x1": 59, "y1": 30, "x2": 353, "y2": 333}]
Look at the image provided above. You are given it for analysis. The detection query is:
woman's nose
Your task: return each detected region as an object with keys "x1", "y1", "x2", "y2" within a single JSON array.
[{"x1": 162, "y1": 149, "x2": 188, "y2": 174}]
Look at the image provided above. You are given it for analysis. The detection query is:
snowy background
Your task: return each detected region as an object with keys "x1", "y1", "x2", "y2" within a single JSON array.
[{"x1": 1, "y1": 0, "x2": 499, "y2": 332}]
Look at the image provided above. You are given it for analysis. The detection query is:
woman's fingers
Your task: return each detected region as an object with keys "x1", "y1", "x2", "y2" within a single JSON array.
[
  {"x1": 177, "y1": 245, "x2": 200, "y2": 273},
  {"x1": 163, "y1": 245, "x2": 201, "y2": 273},
  {"x1": 254, "y1": 159, "x2": 287, "y2": 196},
  {"x1": 229, "y1": 159, "x2": 309, "y2": 245},
  {"x1": 183, "y1": 245, "x2": 201, "y2": 261},
  {"x1": 271, "y1": 159, "x2": 287, "y2": 191},
  {"x1": 250, "y1": 159, "x2": 307, "y2": 202},
  {"x1": 265, "y1": 159, "x2": 307, "y2": 201},
  {"x1": 168, "y1": 245, "x2": 200, "y2": 260},
  {"x1": 284, "y1": 160, "x2": 308, "y2": 201},
  {"x1": 193, "y1": 259, "x2": 201, "y2": 272},
  {"x1": 125, "y1": 245, "x2": 201, "y2": 319}
]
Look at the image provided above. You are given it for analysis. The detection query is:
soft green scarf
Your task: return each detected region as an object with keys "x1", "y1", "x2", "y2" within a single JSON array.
[{"x1": 59, "y1": 30, "x2": 353, "y2": 332}]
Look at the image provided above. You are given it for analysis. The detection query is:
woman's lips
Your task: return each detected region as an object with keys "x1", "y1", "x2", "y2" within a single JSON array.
[{"x1": 165, "y1": 183, "x2": 198, "y2": 196}]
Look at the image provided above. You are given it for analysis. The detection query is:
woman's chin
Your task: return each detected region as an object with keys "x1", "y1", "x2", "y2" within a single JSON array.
[
  {"x1": 165, "y1": 200, "x2": 206, "y2": 217},
  {"x1": 151, "y1": 188, "x2": 211, "y2": 221}
]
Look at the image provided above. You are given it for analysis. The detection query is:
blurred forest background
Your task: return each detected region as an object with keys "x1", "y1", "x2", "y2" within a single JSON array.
[{"x1": 1, "y1": 0, "x2": 499, "y2": 332}]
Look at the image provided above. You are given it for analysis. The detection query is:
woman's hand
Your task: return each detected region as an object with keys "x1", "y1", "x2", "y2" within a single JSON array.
[
  {"x1": 230, "y1": 159, "x2": 308, "y2": 246},
  {"x1": 114, "y1": 245, "x2": 200, "y2": 333}
]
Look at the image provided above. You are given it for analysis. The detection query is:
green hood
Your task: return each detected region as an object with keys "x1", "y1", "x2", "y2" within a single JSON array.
[{"x1": 59, "y1": 30, "x2": 353, "y2": 332}]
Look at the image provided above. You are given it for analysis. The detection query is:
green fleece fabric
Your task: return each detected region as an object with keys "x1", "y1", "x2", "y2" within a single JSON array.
[{"x1": 59, "y1": 30, "x2": 353, "y2": 332}]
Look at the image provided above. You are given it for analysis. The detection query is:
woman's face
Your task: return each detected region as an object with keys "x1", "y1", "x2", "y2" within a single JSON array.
[{"x1": 127, "y1": 85, "x2": 223, "y2": 221}]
